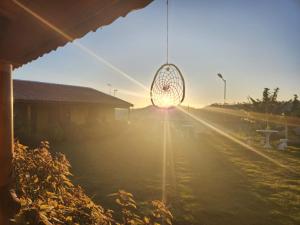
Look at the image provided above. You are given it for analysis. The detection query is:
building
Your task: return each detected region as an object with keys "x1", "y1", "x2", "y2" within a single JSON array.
[{"x1": 13, "y1": 80, "x2": 132, "y2": 140}]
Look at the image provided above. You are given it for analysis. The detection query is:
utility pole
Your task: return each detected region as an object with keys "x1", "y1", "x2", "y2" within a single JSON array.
[
  {"x1": 113, "y1": 89, "x2": 118, "y2": 97},
  {"x1": 107, "y1": 83, "x2": 112, "y2": 95}
]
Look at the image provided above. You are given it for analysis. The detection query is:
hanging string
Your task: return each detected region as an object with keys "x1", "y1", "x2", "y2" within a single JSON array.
[{"x1": 166, "y1": 0, "x2": 169, "y2": 64}]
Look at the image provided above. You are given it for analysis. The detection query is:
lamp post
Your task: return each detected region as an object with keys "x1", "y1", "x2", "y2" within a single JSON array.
[{"x1": 217, "y1": 73, "x2": 226, "y2": 105}]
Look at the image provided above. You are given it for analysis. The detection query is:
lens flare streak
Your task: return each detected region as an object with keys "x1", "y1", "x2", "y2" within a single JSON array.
[
  {"x1": 176, "y1": 106, "x2": 294, "y2": 172},
  {"x1": 162, "y1": 112, "x2": 168, "y2": 204}
]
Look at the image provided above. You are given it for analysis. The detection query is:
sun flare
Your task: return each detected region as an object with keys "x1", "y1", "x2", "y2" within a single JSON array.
[{"x1": 161, "y1": 95, "x2": 173, "y2": 108}]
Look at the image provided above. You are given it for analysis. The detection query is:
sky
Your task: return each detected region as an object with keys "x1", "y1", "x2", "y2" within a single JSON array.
[{"x1": 14, "y1": 0, "x2": 300, "y2": 108}]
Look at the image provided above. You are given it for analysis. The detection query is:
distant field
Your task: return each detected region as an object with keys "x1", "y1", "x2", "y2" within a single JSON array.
[{"x1": 54, "y1": 111, "x2": 300, "y2": 225}]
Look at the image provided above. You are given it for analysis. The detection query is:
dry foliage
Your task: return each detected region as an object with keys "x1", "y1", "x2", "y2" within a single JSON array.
[
  {"x1": 12, "y1": 141, "x2": 172, "y2": 225},
  {"x1": 109, "y1": 190, "x2": 172, "y2": 225}
]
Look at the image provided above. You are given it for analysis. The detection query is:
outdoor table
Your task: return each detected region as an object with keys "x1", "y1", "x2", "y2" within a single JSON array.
[{"x1": 256, "y1": 129, "x2": 278, "y2": 149}]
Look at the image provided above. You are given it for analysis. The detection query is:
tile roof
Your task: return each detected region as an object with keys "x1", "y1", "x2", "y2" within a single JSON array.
[{"x1": 14, "y1": 80, "x2": 133, "y2": 108}]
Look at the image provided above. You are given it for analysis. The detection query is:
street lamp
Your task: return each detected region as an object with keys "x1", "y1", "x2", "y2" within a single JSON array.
[{"x1": 217, "y1": 73, "x2": 226, "y2": 105}]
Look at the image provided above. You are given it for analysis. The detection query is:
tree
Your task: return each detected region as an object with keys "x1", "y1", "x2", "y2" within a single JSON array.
[
  {"x1": 270, "y1": 87, "x2": 280, "y2": 113},
  {"x1": 262, "y1": 88, "x2": 271, "y2": 104},
  {"x1": 293, "y1": 94, "x2": 299, "y2": 104},
  {"x1": 271, "y1": 87, "x2": 279, "y2": 103},
  {"x1": 291, "y1": 94, "x2": 300, "y2": 116},
  {"x1": 249, "y1": 87, "x2": 280, "y2": 113}
]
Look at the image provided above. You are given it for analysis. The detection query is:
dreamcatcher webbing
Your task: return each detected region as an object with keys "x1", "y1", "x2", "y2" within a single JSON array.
[{"x1": 150, "y1": 0, "x2": 185, "y2": 108}]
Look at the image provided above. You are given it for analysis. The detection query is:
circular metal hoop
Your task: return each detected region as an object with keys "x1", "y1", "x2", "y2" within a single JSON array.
[{"x1": 150, "y1": 63, "x2": 185, "y2": 108}]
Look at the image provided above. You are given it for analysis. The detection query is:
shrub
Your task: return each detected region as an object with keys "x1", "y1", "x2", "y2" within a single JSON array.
[
  {"x1": 12, "y1": 141, "x2": 172, "y2": 225},
  {"x1": 109, "y1": 190, "x2": 172, "y2": 225}
]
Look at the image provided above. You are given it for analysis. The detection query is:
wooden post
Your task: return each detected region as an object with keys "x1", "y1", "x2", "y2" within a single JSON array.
[
  {"x1": 0, "y1": 63, "x2": 13, "y2": 188},
  {"x1": 0, "y1": 63, "x2": 20, "y2": 224}
]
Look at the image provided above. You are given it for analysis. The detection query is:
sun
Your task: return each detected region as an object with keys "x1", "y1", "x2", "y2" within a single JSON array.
[{"x1": 160, "y1": 95, "x2": 174, "y2": 108}]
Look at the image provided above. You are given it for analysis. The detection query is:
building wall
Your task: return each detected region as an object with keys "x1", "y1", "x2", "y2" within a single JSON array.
[
  {"x1": 36, "y1": 104, "x2": 49, "y2": 133},
  {"x1": 95, "y1": 106, "x2": 115, "y2": 122},
  {"x1": 70, "y1": 105, "x2": 88, "y2": 125},
  {"x1": 14, "y1": 102, "x2": 121, "y2": 140},
  {"x1": 14, "y1": 102, "x2": 31, "y2": 134}
]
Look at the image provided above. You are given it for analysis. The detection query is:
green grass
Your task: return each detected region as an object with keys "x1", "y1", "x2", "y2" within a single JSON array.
[{"x1": 52, "y1": 116, "x2": 300, "y2": 225}]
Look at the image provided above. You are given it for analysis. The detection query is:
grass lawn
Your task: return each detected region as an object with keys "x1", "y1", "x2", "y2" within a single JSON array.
[{"x1": 53, "y1": 113, "x2": 300, "y2": 225}]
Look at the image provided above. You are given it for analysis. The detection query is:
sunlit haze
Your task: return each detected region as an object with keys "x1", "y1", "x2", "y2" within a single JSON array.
[
  {"x1": 2, "y1": 1, "x2": 300, "y2": 224},
  {"x1": 14, "y1": 0, "x2": 300, "y2": 107}
]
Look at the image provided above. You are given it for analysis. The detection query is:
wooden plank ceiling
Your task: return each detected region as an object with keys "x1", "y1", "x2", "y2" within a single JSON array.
[{"x1": 0, "y1": 0, "x2": 152, "y2": 68}]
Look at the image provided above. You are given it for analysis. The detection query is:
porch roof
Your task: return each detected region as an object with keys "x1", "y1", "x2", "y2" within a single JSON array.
[{"x1": 0, "y1": 0, "x2": 152, "y2": 68}]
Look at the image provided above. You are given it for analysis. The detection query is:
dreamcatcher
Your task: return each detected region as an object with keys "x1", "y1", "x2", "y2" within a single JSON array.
[{"x1": 150, "y1": 0, "x2": 185, "y2": 109}]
